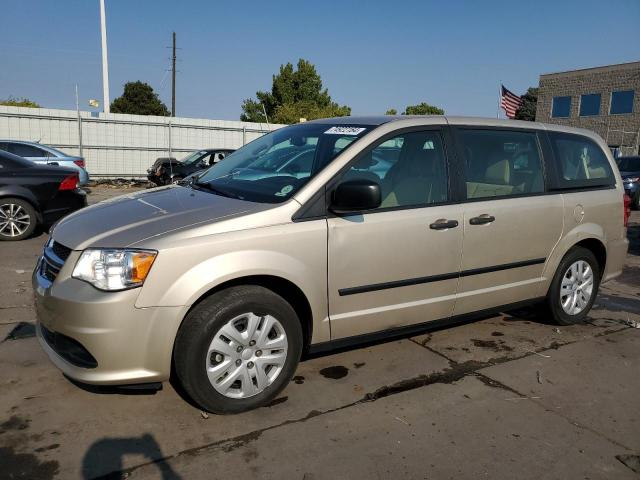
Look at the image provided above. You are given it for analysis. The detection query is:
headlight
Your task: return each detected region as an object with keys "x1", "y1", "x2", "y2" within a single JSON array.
[
  {"x1": 72, "y1": 249, "x2": 157, "y2": 291},
  {"x1": 624, "y1": 176, "x2": 639, "y2": 183}
]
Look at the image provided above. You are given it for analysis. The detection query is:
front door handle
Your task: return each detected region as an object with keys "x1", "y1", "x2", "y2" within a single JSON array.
[
  {"x1": 429, "y1": 219, "x2": 459, "y2": 230},
  {"x1": 469, "y1": 214, "x2": 495, "y2": 225}
]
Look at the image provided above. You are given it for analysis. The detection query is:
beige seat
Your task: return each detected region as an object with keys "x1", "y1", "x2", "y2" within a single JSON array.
[
  {"x1": 381, "y1": 142, "x2": 445, "y2": 207},
  {"x1": 466, "y1": 156, "x2": 514, "y2": 198}
]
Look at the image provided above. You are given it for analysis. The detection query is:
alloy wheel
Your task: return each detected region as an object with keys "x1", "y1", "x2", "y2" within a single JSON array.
[{"x1": 0, "y1": 203, "x2": 31, "y2": 238}]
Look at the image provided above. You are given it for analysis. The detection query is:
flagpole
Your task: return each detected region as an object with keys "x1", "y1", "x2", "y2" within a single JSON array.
[{"x1": 497, "y1": 83, "x2": 501, "y2": 119}]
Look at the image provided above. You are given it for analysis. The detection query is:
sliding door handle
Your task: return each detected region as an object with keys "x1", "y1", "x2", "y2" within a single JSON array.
[
  {"x1": 469, "y1": 214, "x2": 495, "y2": 225},
  {"x1": 429, "y1": 219, "x2": 459, "y2": 230}
]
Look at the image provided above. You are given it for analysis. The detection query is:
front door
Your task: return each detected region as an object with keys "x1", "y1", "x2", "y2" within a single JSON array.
[
  {"x1": 451, "y1": 127, "x2": 563, "y2": 316},
  {"x1": 328, "y1": 129, "x2": 463, "y2": 339}
]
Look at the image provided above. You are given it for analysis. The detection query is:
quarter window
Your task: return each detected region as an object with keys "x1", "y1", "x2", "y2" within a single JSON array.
[
  {"x1": 339, "y1": 130, "x2": 448, "y2": 209},
  {"x1": 579, "y1": 94, "x2": 601, "y2": 116},
  {"x1": 610, "y1": 90, "x2": 634, "y2": 114},
  {"x1": 458, "y1": 129, "x2": 544, "y2": 199},
  {"x1": 552, "y1": 96, "x2": 571, "y2": 118},
  {"x1": 548, "y1": 133, "x2": 614, "y2": 189}
]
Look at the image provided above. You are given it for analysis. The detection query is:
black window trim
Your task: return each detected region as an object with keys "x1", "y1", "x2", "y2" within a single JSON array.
[
  {"x1": 545, "y1": 130, "x2": 616, "y2": 191},
  {"x1": 449, "y1": 125, "x2": 550, "y2": 202},
  {"x1": 291, "y1": 124, "x2": 617, "y2": 222},
  {"x1": 293, "y1": 124, "x2": 456, "y2": 221}
]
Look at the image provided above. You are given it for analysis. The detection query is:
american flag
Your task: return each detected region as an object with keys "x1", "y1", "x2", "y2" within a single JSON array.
[{"x1": 500, "y1": 85, "x2": 523, "y2": 119}]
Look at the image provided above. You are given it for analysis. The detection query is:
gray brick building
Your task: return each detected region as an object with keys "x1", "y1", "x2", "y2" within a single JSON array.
[{"x1": 536, "y1": 61, "x2": 640, "y2": 156}]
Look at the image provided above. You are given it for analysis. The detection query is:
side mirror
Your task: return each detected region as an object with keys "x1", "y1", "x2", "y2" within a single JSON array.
[{"x1": 330, "y1": 179, "x2": 381, "y2": 214}]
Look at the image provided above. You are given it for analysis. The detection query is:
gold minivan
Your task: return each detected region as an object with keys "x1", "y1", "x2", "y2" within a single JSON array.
[{"x1": 33, "y1": 116, "x2": 630, "y2": 413}]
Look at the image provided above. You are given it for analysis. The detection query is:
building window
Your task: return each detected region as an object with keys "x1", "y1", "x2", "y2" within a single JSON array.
[
  {"x1": 552, "y1": 96, "x2": 571, "y2": 118},
  {"x1": 610, "y1": 90, "x2": 634, "y2": 114},
  {"x1": 579, "y1": 93, "x2": 601, "y2": 116}
]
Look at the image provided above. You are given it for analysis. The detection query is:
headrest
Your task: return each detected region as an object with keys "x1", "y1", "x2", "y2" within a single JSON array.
[{"x1": 353, "y1": 151, "x2": 375, "y2": 169}]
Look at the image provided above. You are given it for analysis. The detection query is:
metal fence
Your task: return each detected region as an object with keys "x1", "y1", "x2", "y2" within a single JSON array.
[{"x1": 0, "y1": 105, "x2": 283, "y2": 178}]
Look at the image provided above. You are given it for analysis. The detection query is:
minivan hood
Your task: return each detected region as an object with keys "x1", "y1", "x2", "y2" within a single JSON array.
[
  {"x1": 620, "y1": 170, "x2": 640, "y2": 178},
  {"x1": 52, "y1": 185, "x2": 272, "y2": 250}
]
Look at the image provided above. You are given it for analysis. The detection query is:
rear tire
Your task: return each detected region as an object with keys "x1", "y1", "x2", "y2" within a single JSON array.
[
  {"x1": 0, "y1": 198, "x2": 37, "y2": 241},
  {"x1": 546, "y1": 246, "x2": 600, "y2": 325},
  {"x1": 173, "y1": 285, "x2": 302, "y2": 414}
]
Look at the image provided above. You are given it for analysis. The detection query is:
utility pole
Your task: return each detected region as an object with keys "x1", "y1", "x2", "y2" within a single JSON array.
[
  {"x1": 75, "y1": 85, "x2": 83, "y2": 157},
  {"x1": 171, "y1": 32, "x2": 176, "y2": 117},
  {"x1": 99, "y1": 0, "x2": 110, "y2": 113}
]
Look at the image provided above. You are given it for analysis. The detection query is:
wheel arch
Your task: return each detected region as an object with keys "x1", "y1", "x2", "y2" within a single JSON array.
[
  {"x1": 0, "y1": 191, "x2": 43, "y2": 223},
  {"x1": 177, "y1": 274, "x2": 314, "y2": 351},
  {"x1": 541, "y1": 222, "x2": 608, "y2": 296},
  {"x1": 573, "y1": 238, "x2": 607, "y2": 277}
]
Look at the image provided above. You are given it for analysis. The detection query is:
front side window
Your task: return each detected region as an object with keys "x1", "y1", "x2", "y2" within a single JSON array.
[
  {"x1": 552, "y1": 96, "x2": 572, "y2": 118},
  {"x1": 549, "y1": 133, "x2": 614, "y2": 189},
  {"x1": 339, "y1": 130, "x2": 448, "y2": 209},
  {"x1": 610, "y1": 90, "x2": 634, "y2": 114},
  {"x1": 579, "y1": 93, "x2": 601, "y2": 116},
  {"x1": 195, "y1": 124, "x2": 371, "y2": 203},
  {"x1": 458, "y1": 129, "x2": 544, "y2": 199}
]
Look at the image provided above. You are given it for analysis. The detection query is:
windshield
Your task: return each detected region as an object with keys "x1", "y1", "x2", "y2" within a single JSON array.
[
  {"x1": 181, "y1": 150, "x2": 207, "y2": 165},
  {"x1": 195, "y1": 123, "x2": 371, "y2": 203},
  {"x1": 617, "y1": 157, "x2": 640, "y2": 172}
]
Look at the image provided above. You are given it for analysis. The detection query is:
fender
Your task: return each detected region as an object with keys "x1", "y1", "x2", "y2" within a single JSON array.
[{"x1": 135, "y1": 248, "x2": 330, "y2": 343}]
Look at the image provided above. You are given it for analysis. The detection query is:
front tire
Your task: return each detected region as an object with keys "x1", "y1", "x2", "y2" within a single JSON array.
[
  {"x1": 0, "y1": 198, "x2": 37, "y2": 241},
  {"x1": 546, "y1": 246, "x2": 600, "y2": 325},
  {"x1": 173, "y1": 285, "x2": 303, "y2": 414}
]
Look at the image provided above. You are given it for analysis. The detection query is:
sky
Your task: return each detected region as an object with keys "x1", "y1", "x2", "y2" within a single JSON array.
[{"x1": 1, "y1": 0, "x2": 639, "y2": 121}]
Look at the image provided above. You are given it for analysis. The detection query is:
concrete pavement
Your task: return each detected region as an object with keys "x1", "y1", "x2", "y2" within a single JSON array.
[{"x1": 0, "y1": 187, "x2": 638, "y2": 479}]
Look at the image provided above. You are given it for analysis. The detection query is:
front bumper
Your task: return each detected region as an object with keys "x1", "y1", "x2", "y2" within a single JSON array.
[{"x1": 33, "y1": 248, "x2": 187, "y2": 385}]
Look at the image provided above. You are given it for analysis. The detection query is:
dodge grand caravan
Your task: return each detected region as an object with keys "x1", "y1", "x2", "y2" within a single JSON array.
[{"x1": 33, "y1": 116, "x2": 630, "y2": 413}]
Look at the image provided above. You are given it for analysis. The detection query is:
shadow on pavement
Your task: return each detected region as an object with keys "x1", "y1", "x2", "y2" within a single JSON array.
[{"x1": 82, "y1": 434, "x2": 180, "y2": 480}]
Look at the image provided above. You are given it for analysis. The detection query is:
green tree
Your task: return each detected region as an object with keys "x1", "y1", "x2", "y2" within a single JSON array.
[
  {"x1": 0, "y1": 96, "x2": 40, "y2": 108},
  {"x1": 110, "y1": 81, "x2": 169, "y2": 116},
  {"x1": 240, "y1": 59, "x2": 350, "y2": 124},
  {"x1": 385, "y1": 108, "x2": 397, "y2": 115},
  {"x1": 514, "y1": 87, "x2": 538, "y2": 121},
  {"x1": 403, "y1": 102, "x2": 444, "y2": 115}
]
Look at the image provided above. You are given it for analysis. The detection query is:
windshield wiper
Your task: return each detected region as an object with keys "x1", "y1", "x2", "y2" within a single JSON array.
[{"x1": 192, "y1": 181, "x2": 240, "y2": 199}]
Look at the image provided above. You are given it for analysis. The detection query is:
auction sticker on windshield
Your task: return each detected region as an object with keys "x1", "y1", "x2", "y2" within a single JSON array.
[{"x1": 324, "y1": 126, "x2": 367, "y2": 135}]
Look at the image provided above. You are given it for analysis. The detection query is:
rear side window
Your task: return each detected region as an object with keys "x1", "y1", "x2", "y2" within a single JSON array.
[
  {"x1": 458, "y1": 129, "x2": 544, "y2": 200},
  {"x1": 8, "y1": 143, "x2": 46, "y2": 158},
  {"x1": 548, "y1": 133, "x2": 615, "y2": 190}
]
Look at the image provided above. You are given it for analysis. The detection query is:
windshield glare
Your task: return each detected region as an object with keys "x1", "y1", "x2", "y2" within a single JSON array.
[
  {"x1": 181, "y1": 150, "x2": 207, "y2": 165},
  {"x1": 195, "y1": 124, "x2": 371, "y2": 203}
]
